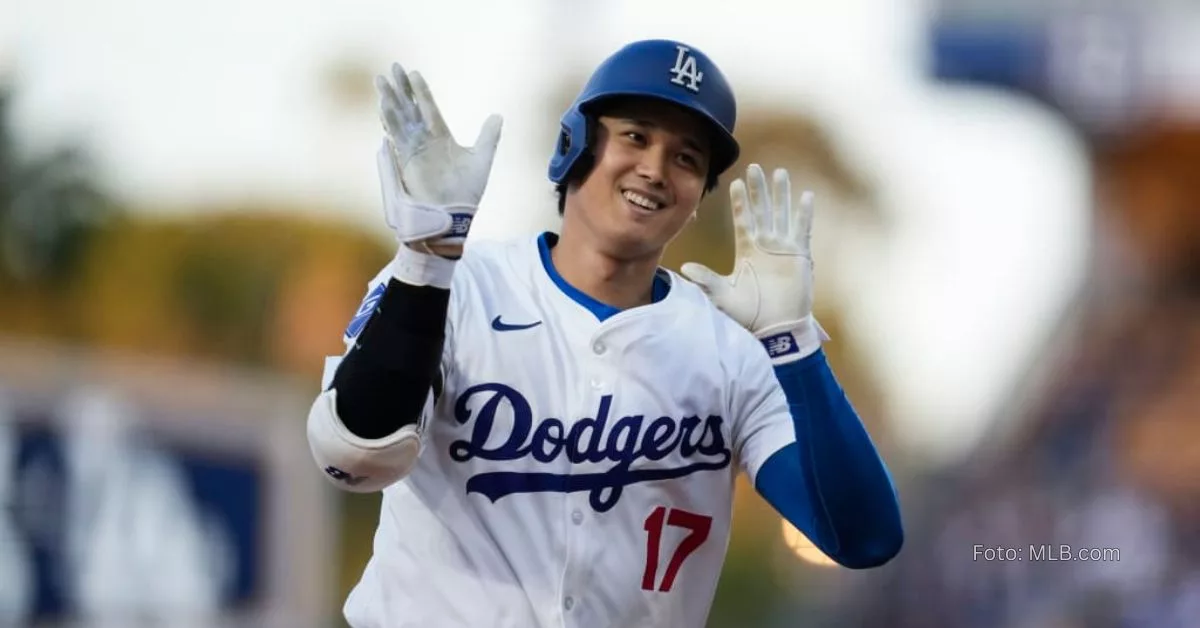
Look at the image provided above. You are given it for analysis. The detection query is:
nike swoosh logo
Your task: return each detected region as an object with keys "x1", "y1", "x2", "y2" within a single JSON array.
[{"x1": 491, "y1": 315, "x2": 542, "y2": 332}]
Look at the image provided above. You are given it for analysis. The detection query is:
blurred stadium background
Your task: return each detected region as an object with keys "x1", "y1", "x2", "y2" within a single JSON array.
[{"x1": 1, "y1": 0, "x2": 1197, "y2": 626}]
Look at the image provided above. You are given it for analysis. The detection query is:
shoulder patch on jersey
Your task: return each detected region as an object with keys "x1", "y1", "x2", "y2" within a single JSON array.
[{"x1": 345, "y1": 282, "x2": 386, "y2": 339}]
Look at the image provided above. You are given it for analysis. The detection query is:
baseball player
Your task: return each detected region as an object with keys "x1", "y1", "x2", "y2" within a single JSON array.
[{"x1": 307, "y1": 39, "x2": 903, "y2": 627}]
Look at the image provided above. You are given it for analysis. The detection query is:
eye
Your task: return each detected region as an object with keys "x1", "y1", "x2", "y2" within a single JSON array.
[
  {"x1": 623, "y1": 131, "x2": 646, "y2": 145},
  {"x1": 676, "y1": 151, "x2": 702, "y2": 171}
]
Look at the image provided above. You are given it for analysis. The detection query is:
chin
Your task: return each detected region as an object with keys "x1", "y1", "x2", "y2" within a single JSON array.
[{"x1": 599, "y1": 221, "x2": 672, "y2": 260}]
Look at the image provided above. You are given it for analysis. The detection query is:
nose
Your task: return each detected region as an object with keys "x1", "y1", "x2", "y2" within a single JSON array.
[{"x1": 635, "y1": 145, "x2": 668, "y2": 187}]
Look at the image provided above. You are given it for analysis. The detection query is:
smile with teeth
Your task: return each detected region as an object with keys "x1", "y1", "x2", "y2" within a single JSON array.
[{"x1": 623, "y1": 190, "x2": 663, "y2": 211}]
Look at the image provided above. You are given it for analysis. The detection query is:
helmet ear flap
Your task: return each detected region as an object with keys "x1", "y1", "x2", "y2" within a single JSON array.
[
  {"x1": 555, "y1": 115, "x2": 594, "y2": 156},
  {"x1": 556, "y1": 126, "x2": 571, "y2": 156},
  {"x1": 548, "y1": 108, "x2": 593, "y2": 183}
]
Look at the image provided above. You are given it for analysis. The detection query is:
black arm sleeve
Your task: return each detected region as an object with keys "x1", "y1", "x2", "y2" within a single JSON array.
[{"x1": 330, "y1": 278, "x2": 450, "y2": 440}]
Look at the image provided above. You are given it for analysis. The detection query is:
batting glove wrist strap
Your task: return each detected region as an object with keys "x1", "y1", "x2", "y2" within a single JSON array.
[
  {"x1": 390, "y1": 243, "x2": 457, "y2": 290},
  {"x1": 755, "y1": 316, "x2": 830, "y2": 365}
]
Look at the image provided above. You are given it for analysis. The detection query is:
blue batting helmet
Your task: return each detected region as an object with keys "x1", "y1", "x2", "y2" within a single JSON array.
[{"x1": 548, "y1": 39, "x2": 740, "y2": 185}]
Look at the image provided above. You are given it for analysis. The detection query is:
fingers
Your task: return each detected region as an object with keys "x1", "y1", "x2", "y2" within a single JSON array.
[
  {"x1": 733, "y1": 162, "x2": 814, "y2": 254},
  {"x1": 375, "y1": 64, "x2": 426, "y2": 157},
  {"x1": 680, "y1": 262, "x2": 726, "y2": 298},
  {"x1": 794, "y1": 190, "x2": 816, "y2": 256},
  {"x1": 378, "y1": 105, "x2": 408, "y2": 152},
  {"x1": 375, "y1": 73, "x2": 417, "y2": 130},
  {"x1": 745, "y1": 164, "x2": 772, "y2": 240},
  {"x1": 473, "y1": 114, "x2": 504, "y2": 156},
  {"x1": 408, "y1": 71, "x2": 450, "y2": 137},
  {"x1": 728, "y1": 178, "x2": 756, "y2": 259},
  {"x1": 389, "y1": 63, "x2": 423, "y2": 125},
  {"x1": 771, "y1": 168, "x2": 791, "y2": 236}
]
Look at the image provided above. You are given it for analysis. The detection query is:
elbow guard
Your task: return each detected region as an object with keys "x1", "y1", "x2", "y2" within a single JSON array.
[{"x1": 306, "y1": 387, "x2": 428, "y2": 493}]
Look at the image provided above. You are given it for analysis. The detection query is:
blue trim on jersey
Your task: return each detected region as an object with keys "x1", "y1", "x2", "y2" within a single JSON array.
[
  {"x1": 754, "y1": 349, "x2": 904, "y2": 569},
  {"x1": 537, "y1": 232, "x2": 670, "y2": 322}
]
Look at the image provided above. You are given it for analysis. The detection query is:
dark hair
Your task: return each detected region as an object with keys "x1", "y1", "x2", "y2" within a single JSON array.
[
  {"x1": 555, "y1": 153, "x2": 596, "y2": 216},
  {"x1": 556, "y1": 183, "x2": 569, "y2": 216}
]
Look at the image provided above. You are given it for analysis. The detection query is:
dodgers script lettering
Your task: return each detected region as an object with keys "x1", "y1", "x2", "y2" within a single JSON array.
[{"x1": 449, "y1": 383, "x2": 732, "y2": 512}]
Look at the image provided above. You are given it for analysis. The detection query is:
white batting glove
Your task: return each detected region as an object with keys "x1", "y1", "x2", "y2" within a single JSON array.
[
  {"x1": 681, "y1": 164, "x2": 830, "y2": 365},
  {"x1": 375, "y1": 63, "x2": 503, "y2": 288}
]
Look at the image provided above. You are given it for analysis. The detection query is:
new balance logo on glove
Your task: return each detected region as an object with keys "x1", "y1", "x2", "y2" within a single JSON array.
[{"x1": 762, "y1": 332, "x2": 799, "y2": 359}]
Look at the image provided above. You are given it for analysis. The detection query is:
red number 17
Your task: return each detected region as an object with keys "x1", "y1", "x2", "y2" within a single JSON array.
[{"x1": 641, "y1": 506, "x2": 713, "y2": 592}]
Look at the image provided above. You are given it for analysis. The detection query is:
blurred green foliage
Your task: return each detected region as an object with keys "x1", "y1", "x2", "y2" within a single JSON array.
[
  {"x1": 0, "y1": 84, "x2": 393, "y2": 372},
  {"x1": 0, "y1": 86, "x2": 116, "y2": 290}
]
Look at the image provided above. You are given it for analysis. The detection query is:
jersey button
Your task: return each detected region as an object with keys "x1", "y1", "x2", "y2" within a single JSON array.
[
  {"x1": 592, "y1": 341, "x2": 606, "y2": 355},
  {"x1": 563, "y1": 596, "x2": 575, "y2": 611},
  {"x1": 571, "y1": 510, "x2": 584, "y2": 524},
  {"x1": 590, "y1": 378, "x2": 603, "y2": 390}
]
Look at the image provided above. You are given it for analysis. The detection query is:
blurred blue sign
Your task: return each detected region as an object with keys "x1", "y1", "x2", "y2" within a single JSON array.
[
  {"x1": 930, "y1": 6, "x2": 1147, "y2": 134},
  {"x1": 1, "y1": 404, "x2": 264, "y2": 623}
]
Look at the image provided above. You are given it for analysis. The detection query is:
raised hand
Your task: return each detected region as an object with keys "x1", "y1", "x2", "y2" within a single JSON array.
[
  {"x1": 681, "y1": 164, "x2": 828, "y2": 362},
  {"x1": 374, "y1": 63, "x2": 503, "y2": 258}
]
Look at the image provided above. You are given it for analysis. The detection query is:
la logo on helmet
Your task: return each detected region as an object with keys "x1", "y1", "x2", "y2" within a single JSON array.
[{"x1": 669, "y1": 45, "x2": 704, "y2": 93}]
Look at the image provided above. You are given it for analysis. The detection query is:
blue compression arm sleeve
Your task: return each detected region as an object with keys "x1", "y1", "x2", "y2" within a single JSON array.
[{"x1": 754, "y1": 349, "x2": 903, "y2": 568}]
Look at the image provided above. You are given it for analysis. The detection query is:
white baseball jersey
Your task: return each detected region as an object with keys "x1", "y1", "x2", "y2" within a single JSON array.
[{"x1": 331, "y1": 234, "x2": 796, "y2": 628}]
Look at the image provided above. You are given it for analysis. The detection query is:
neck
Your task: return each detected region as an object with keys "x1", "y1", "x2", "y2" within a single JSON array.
[{"x1": 550, "y1": 224, "x2": 661, "y2": 310}]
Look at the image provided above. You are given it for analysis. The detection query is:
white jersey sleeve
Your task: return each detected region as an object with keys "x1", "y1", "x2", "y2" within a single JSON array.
[{"x1": 724, "y1": 325, "x2": 796, "y2": 484}]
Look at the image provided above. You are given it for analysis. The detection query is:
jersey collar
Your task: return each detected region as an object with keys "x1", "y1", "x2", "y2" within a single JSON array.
[{"x1": 536, "y1": 232, "x2": 671, "y2": 322}]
